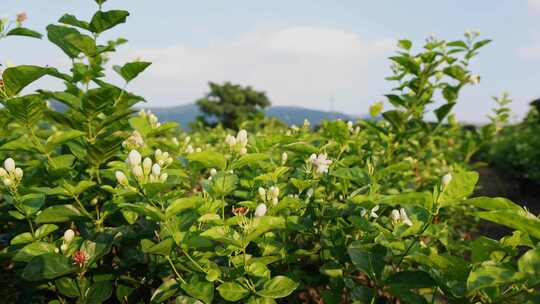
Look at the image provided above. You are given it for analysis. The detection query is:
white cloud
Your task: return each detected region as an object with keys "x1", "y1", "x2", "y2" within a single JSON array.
[
  {"x1": 518, "y1": 39, "x2": 540, "y2": 59},
  {"x1": 115, "y1": 26, "x2": 394, "y2": 112},
  {"x1": 529, "y1": 0, "x2": 540, "y2": 13}
]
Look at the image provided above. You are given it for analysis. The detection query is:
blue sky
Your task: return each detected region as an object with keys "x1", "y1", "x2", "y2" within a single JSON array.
[{"x1": 1, "y1": 0, "x2": 539, "y2": 123}]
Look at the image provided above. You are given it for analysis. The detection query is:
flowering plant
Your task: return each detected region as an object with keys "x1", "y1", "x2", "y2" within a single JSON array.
[{"x1": 1, "y1": 1, "x2": 539, "y2": 304}]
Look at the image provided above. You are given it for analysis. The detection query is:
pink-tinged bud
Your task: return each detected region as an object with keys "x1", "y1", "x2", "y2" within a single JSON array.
[{"x1": 16, "y1": 12, "x2": 27, "y2": 24}]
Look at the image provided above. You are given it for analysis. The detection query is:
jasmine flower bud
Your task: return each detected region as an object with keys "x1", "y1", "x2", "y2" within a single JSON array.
[
  {"x1": 63, "y1": 229, "x2": 75, "y2": 243},
  {"x1": 128, "y1": 150, "x2": 142, "y2": 167},
  {"x1": 4, "y1": 158, "x2": 15, "y2": 173},
  {"x1": 254, "y1": 203, "x2": 268, "y2": 217},
  {"x1": 115, "y1": 171, "x2": 128, "y2": 186},
  {"x1": 151, "y1": 163, "x2": 161, "y2": 176}
]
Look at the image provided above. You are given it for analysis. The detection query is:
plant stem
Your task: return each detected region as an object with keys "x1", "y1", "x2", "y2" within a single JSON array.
[{"x1": 166, "y1": 256, "x2": 186, "y2": 285}]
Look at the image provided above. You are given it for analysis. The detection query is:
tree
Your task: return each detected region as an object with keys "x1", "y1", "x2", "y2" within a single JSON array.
[{"x1": 196, "y1": 81, "x2": 271, "y2": 129}]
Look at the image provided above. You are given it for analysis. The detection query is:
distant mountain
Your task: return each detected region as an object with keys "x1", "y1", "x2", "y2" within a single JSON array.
[
  {"x1": 146, "y1": 103, "x2": 359, "y2": 128},
  {"x1": 49, "y1": 101, "x2": 361, "y2": 128}
]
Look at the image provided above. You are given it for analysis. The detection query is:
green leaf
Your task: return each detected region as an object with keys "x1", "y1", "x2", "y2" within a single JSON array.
[
  {"x1": 113, "y1": 61, "x2": 151, "y2": 83},
  {"x1": 22, "y1": 253, "x2": 78, "y2": 281},
  {"x1": 35, "y1": 204, "x2": 86, "y2": 223},
  {"x1": 13, "y1": 241, "x2": 57, "y2": 262},
  {"x1": 3, "y1": 94, "x2": 46, "y2": 125},
  {"x1": 86, "y1": 280, "x2": 113, "y2": 304},
  {"x1": 200, "y1": 226, "x2": 242, "y2": 247},
  {"x1": 187, "y1": 151, "x2": 227, "y2": 170},
  {"x1": 2, "y1": 65, "x2": 54, "y2": 97},
  {"x1": 10, "y1": 232, "x2": 34, "y2": 245},
  {"x1": 47, "y1": 25, "x2": 82, "y2": 58},
  {"x1": 35, "y1": 224, "x2": 59, "y2": 240},
  {"x1": 397, "y1": 39, "x2": 412, "y2": 50},
  {"x1": 175, "y1": 296, "x2": 204, "y2": 304},
  {"x1": 434, "y1": 102, "x2": 456, "y2": 122},
  {"x1": 6, "y1": 27, "x2": 43, "y2": 39},
  {"x1": 142, "y1": 238, "x2": 174, "y2": 256},
  {"x1": 257, "y1": 276, "x2": 298, "y2": 299},
  {"x1": 151, "y1": 279, "x2": 180, "y2": 303},
  {"x1": 467, "y1": 265, "x2": 522, "y2": 291},
  {"x1": 55, "y1": 277, "x2": 80, "y2": 298},
  {"x1": 475, "y1": 209, "x2": 540, "y2": 240},
  {"x1": 119, "y1": 203, "x2": 165, "y2": 222},
  {"x1": 217, "y1": 282, "x2": 250, "y2": 301},
  {"x1": 65, "y1": 33, "x2": 97, "y2": 56},
  {"x1": 58, "y1": 14, "x2": 91, "y2": 31},
  {"x1": 181, "y1": 275, "x2": 214, "y2": 304},
  {"x1": 348, "y1": 244, "x2": 386, "y2": 281},
  {"x1": 166, "y1": 196, "x2": 204, "y2": 219},
  {"x1": 518, "y1": 247, "x2": 540, "y2": 285},
  {"x1": 19, "y1": 193, "x2": 46, "y2": 215},
  {"x1": 386, "y1": 271, "x2": 436, "y2": 290},
  {"x1": 207, "y1": 174, "x2": 237, "y2": 197},
  {"x1": 369, "y1": 101, "x2": 384, "y2": 117},
  {"x1": 230, "y1": 153, "x2": 269, "y2": 169},
  {"x1": 439, "y1": 171, "x2": 478, "y2": 206},
  {"x1": 46, "y1": 130, "x2": 86, "y2": 146},
  {"x1": 89, "y1": 10, "x2": 129, "y2": 34}
]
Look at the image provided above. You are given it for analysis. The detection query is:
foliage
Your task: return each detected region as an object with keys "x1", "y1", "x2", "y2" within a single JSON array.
[
  {"x1": 196, "y1": 82, "x2": 271, "y2": 130},
  {"x1": 1, "y1": 2, "x2": 539, "y2": 304}
]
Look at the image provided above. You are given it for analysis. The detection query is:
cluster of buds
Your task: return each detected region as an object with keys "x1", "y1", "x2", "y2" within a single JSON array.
[
  {"x1": 0, "y1": 158, "x2": 23, "y2": 189},
  {"x1": 308, "y1": 153, "x2": 332, "y2": 174},
  {"x1": 138, "y1": 109, "x2": 161, "y2": 129},
  {"x1": 361, "y1": 205, "x2": 380, "y2": 219},
  {"x1": 390, "y1": 208, "x2": 413, "y2": 226},
  {"x1": 122, "y1": 130, "x2": 145, "y2": 150},
  {"x1": 184, "y1": 144, "x2": 201, "y2": 154},
  {"x1": 258, "y1": 186, "x2": 279, "y2": 205},
  {"x1": 225, "y1": 129, "x2": 248, "y2": 155},
  {"x1": 115, "y1": 150, "x2": 169, "y2": 187}
]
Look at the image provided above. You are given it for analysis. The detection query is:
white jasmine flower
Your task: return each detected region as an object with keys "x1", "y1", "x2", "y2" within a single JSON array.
[
  {"x1": 306, "y1": 188, "x2": 314, "y2": 198},
  {"x1": 151, "y1": 163, "x2": 161, "y2": 176},
  {"x1": 254, "y1": 203, "x2": 268, "y2": 217},
  {"x1": 142, "y1": 157, "x2": 152, "y2": 175},
  {"x1": 400, "y1": 208, "x2": 413, "y2": 226},
  {"x1": 469, "y1": 74, "x2": 480, "y2": 85},
  {"x1": 442, "y1": 173, "x2": 452, "y2": 188},
  {"x1": 184, "y1": 136, "x2": 191, "y2": 144},
  {"x1": 210, "y1": 168, "x2": 218, "y2": 177},
  {"x1": 309, "y1": 153, "x2": 333, "y2": 174},
  {"x1": 258, "y1": 187, "x2": 266, "y2": 200},
  {"x1": 63, "y1": 229, "x2": 75, "y2": 243},
  {"x1": 390, "y1": 209, "x2": 401, "y2": 222},
  {"x1": 236, "y1": 129, "x2": 248, "y2": 146},
  {"x1": 160, "y1": 173, "x2": 168, "y2": 182},
  {"x1": 225, "y1": 135, "x2": 236, "y2": 147},
  {"x1": 347, "y1": 121, "x2": 354, "y2": 130},
  {"x1": 132, "y1": 165, "x2": 144, "y2": 178},
  {"x1": 128, "y1": 150, "x2": 142, "y2": 167},
  {"x1": 4, "y1": 158, "x2": 15, "y2": 172},
  {"x1": 370, "y1": 205, "x2": 380, "y2": 218},
  {"x1": 281, "y1": 152, "x2": 288, "y2": 164},
  {"x1": 60, "y1": 243, "x2": 68, "y2": 252},
  {"x1": 185, "y1": 145, "x2": 194, "y2": 154},
  {"x1": 14, "y1": 167, "x2": 23, "y2": 180},
  {"x1": 115, "y1": 171, "x2": 128, "y2": 186}
]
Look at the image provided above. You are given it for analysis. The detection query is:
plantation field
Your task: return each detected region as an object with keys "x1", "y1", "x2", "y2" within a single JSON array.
[{"x1": 1, "y1": 1, "x2": 540, "y2": 304}]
